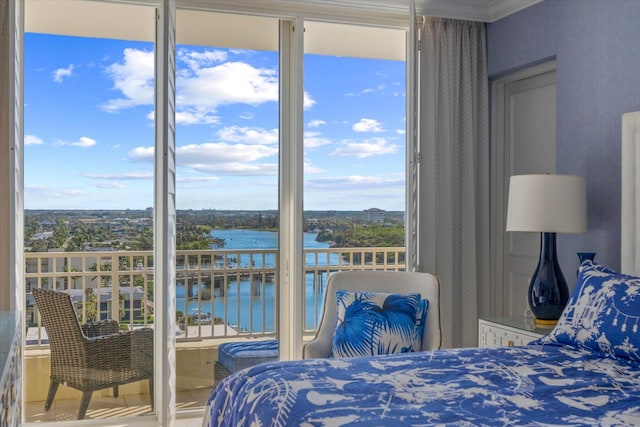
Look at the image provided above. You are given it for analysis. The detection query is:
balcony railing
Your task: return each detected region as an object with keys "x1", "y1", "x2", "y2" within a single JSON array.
[{"x1": 24, "y1": 247, "x2": 406, "y2": 345}]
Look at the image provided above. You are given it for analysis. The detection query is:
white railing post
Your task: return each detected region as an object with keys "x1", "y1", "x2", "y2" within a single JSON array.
[{"x1": 110, "y1": 254, "x2": 119, "y2": 322}]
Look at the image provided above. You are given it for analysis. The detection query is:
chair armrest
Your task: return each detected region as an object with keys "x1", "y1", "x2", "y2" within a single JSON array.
[
  {"x1": 302, "y1": 337, "x2": 331, "y2": 359},
  {"x1": 81, "y1": 320, "x2": 120, "y2": 337}
]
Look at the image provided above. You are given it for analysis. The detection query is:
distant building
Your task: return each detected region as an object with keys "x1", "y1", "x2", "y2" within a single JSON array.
[
  {"x1": 364, "y1": 208, "x2": 385, "y2": 223},
  {"x1": 31, "y1": 231, "x2": 53, "y2": 240}
]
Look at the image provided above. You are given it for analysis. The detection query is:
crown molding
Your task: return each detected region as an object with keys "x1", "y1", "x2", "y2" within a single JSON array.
[{"x1": 415, "y1": 0, "x2": 540, "y2": 22}]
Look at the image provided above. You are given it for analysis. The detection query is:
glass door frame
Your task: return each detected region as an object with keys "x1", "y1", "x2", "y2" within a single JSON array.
[
  {"x1": 154, "y1": 0, "x2": 177, "y2": 424},
  {"x1": 11, "y1": 0, "x2": 415, "y2": 423}
]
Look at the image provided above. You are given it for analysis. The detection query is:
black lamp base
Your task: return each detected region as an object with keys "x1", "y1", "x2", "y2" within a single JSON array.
[{"x1": 528, "y1": 232, "x2": 570, "y2": 321}]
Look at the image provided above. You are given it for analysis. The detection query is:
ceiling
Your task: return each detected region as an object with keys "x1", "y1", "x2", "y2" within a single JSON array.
[
  {"x1": 262, "y1": 0, "x2": 542, "y2": 22},
  {"x1": 415, "y1": 0, "x2": 542, "y2": 22},
  {"x1": 24, "y1": 0, "x2": 539, "y2": 61}
]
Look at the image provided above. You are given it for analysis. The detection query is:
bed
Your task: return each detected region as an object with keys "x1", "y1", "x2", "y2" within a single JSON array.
[
  {"x1": 204, "y1": 259, "x2": 640, "y2": 426},
  {"x1": 203, "y1": 111, "x2": 640, "y2": 426},
  {"x1": 203, "y1": 344, "x2": 640, "y2": 426}
]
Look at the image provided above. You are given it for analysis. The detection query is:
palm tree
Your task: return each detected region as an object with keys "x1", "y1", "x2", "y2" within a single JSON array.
[{"x1": 84, "y1": 287, "x2": 98, "y2": 322}]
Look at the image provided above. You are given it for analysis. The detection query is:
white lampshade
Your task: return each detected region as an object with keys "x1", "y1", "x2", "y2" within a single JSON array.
[{"x1": 506, "y1": 174, "x2": 587, "y2": 233}]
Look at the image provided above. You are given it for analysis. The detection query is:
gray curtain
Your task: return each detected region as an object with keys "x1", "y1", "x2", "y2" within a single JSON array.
[{"x1": 418, "y1": 17, "x2": 490, "y2": 348}]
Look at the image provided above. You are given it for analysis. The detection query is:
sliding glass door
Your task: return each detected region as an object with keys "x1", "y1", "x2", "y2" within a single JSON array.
[
  {"x1": 23, "y1": 0, "x2": 160, "y2": 422},
  {"x1": 19, "y1": 0, "x2": 410, "y2": 422},
  {"x1": 302, "y1": 21, "x2": 408, "y2": 332},
  {"x1": 173, "y1": 9, "x2": 280, "y2": 412}
]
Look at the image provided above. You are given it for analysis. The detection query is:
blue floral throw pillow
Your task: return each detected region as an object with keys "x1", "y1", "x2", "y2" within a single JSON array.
[
  {"x1": 536, "y1": 260, "x2": 640, "y2": 361},
  {"x1": 331, "y1": 290, "x2": 426, "y2": 358},
  {"x1": 414, "y1": 298, "x2": 429, "y2": 350}
]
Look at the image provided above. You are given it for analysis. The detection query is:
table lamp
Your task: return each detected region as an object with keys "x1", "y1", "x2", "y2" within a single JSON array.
[{"x1": 506, "y1": 174, "x2": 587, "y2": 325}]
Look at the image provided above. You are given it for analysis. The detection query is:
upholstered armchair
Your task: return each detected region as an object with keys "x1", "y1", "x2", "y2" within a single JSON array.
[{"x1": 302, "y1": 270, "x2": 442, "y2": 359}]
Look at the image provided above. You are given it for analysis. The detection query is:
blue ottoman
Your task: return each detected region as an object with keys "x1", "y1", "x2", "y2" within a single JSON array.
[{"x1": 214, "y1": 339, "x2": 279, "y2": 381}]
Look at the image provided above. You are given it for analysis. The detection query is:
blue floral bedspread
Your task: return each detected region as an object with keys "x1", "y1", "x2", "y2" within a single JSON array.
[{"x1": 203, "y1": 344, "x2": 640, "y2": 426}]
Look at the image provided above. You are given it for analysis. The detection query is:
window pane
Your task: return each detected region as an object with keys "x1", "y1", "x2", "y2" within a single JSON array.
[
  {"x1": 303, "y1": 21, "x2": 407, "y2": 332},
  {"x1": 174, "y1": 9, "x2": 280, "y2": 412},
  {"x1": 24, "y1": 1, "x2": 157, "y2": 421}
]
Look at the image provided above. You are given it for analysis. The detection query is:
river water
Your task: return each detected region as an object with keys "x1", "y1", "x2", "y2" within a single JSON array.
[{"x1": 175, "y1": 229, "x2": 332, "y2": 334}]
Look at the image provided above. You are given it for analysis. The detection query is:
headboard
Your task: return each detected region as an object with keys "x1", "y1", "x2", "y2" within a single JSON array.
[{"x1": 621, "y1": 111, "x2": 640, "y2": 275}]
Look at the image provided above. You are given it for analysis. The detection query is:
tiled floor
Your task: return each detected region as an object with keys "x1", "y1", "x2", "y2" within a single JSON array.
[{"x1": 25, "y1": 388, "x2": 212, "y2": 423}]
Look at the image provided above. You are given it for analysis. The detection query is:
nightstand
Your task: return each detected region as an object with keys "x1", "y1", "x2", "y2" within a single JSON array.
[{"x1": 478, "y1": 316, "x2": 550, "y2": 348}]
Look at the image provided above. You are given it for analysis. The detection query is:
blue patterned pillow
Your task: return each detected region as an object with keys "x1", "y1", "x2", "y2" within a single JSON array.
[
  {"x1": 331, "y1": 290, "x2": 426, "y2": 358},
  {"x1": 414, "y1": 298, "x2": 429, "y2": 350},
  {"x1": 536, "y1": 260, "x2": 640, "y2": 361}
]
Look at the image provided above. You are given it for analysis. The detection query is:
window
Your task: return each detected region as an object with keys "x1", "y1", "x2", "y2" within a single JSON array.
[
  {"x1": 302, "y1": 21, "x2": 407, "y2": 330},
  {"x1": 19, "y1": 0, "x2": 410, "y2": 422},
  {"x1": 174, "y1": 9, "x2": 280, "y2": 410},
  {"x1": 23, "y1": 1, "x2": 158, "y2": 422}
]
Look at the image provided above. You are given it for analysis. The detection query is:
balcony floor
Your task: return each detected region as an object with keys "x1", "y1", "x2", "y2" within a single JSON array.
[{"x1": 25, "y1": 389, "x2": 211, "y2": 422}]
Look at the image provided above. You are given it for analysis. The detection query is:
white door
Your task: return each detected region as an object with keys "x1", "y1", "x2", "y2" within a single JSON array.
[{"x1": 491, "y1": 61, "x2": 557, "y2": 317}]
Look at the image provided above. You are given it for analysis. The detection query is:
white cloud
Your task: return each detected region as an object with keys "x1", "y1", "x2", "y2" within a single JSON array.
[
  {"x1": 179, "y1": 142, "x2": 277, "y2": 164},
  {"x1": 24, "y1": 134, "x2": 43, "y2": 145},
  {"x1": 84, "y1": 172, "x2": 153, "y2": 180},
  {"x1": 53, "y1": 64, "x2": 73, "y2": 83},
  {"x1": 306, "y1": 175, "x2": 403, "y2": 190},
  {"x1": 85, "y1": 172, "x2": 221, "y2": 183},
  {"x1": 347, "y1": 84, "x2": 385, "y2": 96},
  {"x1": 177, "y1": 176, "x2": 220, "y2": 183},
  {"x1": 55, "y1": 136, "x2": 97, "y2": 148},
  {"x1": 25, "y1": 185, "x2": 88, "y2": 199},
  {"x1": 127, "y1": 141, "x2": 278, "y2": 176},
  {"x1": 304, "y1": 131, "x2": 332, "y2": 148},
  {"x1": 330, "y1": 137, "x2": 397, "y2": 159},
  {"x1": 73, "y1": 137, "x2": 97, "y2": 147},
  {"x1": 307, "y1": 119, "x2": 326, "y2": 128},
  {"x1": 101, "y1": 48, "x2": 155, "y2": 112},
  {"x1": 175, "y1": 110, "x2": 220, "y2": 126},
  {"x1": 353, "y1": 118, "x2": 384, "y2": 133},
  {"x1": 179, "y1": 61, "x2": 278, "y2": 108},
  {"x1": 217, "y1": 126, "x2": 278, "y2": 145},
  {"x1": 186, "y1": 161, "x2": 278, "y2": 176},
  {"x1": 303, "y1": 92, "x2": 316, "y2": 109},
  {"x1": 94, "y1": 182, "x2": 125, "y2": 189},
  {"x1": 177, "y1": 48, "x2": 228, "y2": 70},
  {"x1": 304, "y1": 160, "x2": 324, "y2": 174},
  {"x1": 102, "y1": 47, "x2": 316, "y2": 123},
  {"x1": 127, "y1": 146, "x2": 154, "y2": 162}
]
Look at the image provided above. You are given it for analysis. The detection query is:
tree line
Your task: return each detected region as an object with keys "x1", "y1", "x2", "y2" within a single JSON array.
[{"x1": 24, "y1": 210, "x2": 406, "y2": 251}]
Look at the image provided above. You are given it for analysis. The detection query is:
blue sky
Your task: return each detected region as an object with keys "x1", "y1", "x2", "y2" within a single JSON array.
[{"x1": 24, "y1": 33, "x2": 406, "y2": 211}]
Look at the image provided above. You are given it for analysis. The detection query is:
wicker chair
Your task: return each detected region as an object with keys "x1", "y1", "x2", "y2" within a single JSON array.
[{"x1": 32, "y1": 288, "x2": 153, "y2": 419}]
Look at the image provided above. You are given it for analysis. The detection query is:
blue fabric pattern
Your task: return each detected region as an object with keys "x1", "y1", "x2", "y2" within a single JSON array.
[
  {"x1": 331, "y1": 290, "x2": 422, "y2": 358},
  {"x1": 534, "y1": 260, "x2": 640, "y2": 362},
  {"x1": 218, "y1": 339, "x2": 279, "y2": 373},
  {"x1": 413, "y1": 298, "x2": 429, "y2": 350},
  {"x1": 203, "y1": 345, "x2": 640, "y2": 427}
]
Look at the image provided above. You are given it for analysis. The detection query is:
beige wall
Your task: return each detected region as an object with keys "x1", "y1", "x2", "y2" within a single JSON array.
[{"x1": 0, "y1": 0, "x2": 12, "y2": 311}]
